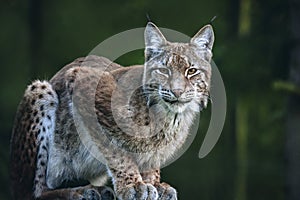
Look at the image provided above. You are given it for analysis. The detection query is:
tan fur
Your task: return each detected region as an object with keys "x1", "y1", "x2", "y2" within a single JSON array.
[{"x1": 10, "y1": 23, "x2": 214, "y2": 200}]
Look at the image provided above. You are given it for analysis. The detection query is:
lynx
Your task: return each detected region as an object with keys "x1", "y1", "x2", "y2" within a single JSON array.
[{"x1": 10, "y1": 22, "x2": 214, "y2": 200}]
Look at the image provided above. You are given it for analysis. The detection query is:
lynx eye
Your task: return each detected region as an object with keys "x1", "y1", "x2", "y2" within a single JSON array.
[
  {"x1": 186, "y1": 68, "x2": 198, "y2": 76},
  {"x1": 156, "y1": 68, "x2": 170, "y2": 76}
]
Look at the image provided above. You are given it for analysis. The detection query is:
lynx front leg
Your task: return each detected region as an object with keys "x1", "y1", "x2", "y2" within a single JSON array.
[
  {"x1": 141, "y1": 170, "x2": 177, "y2": 200},
  {"x1": 107, "y1": 160, "x2": 158, "y2": 200}
]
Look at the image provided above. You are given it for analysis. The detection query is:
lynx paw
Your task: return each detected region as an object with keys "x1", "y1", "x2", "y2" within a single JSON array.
[
  {"x1": 98, "y1": 186, "x2": 116, "y2": 200},
  {"x1": 118, "y1": 182, "x2": 158, "y2": 200},
  {"x1": 73, "y1": 186, "x2": 115, "y2": 200},
  {"x1": 83, "y1": 188, "x2": 102, "y2": 200},
  {"x1": 156, "y1": 183, "x2": 177, "y2": 200}
]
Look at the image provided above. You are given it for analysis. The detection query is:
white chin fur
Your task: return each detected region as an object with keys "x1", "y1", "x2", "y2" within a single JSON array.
[{"x1": 165, "y1": 100, "x2": 200, "y2": 113}]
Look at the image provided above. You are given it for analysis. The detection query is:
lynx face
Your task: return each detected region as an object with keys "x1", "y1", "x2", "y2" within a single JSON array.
[{"x1": 143, "y1": 23, "x2": 214, "y2": 113}]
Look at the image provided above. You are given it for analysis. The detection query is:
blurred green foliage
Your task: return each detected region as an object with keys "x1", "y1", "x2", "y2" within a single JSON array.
[{"x1": 0, "y1": 0, "x2": 290, "y2": 199}]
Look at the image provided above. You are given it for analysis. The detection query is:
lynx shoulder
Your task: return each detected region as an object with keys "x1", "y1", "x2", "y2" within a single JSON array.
[{"x1": 10, "y1": 22, "x2": 214, "y2": 200}]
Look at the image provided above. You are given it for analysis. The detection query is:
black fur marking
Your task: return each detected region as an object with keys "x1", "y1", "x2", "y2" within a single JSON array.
[
  {"x1": 31, "y1": 85, "x2": 36, "y2": 91},
  {"x1": 31, "y1": 99, "x2": 36, "y2": 105}
]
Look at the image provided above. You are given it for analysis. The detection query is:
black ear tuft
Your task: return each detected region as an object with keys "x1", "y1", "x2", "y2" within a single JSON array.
[{"x1": 146, "y1": 13, "x2": 151, "y2": 22}]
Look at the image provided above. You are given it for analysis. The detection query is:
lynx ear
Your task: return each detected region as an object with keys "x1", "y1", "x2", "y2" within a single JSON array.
[
  {"x1": 191, "y1": 25, "x2": 214, "y2": 51},
  {"x1": 144, "y1": 22, "x2": 167, "y2": 61}
]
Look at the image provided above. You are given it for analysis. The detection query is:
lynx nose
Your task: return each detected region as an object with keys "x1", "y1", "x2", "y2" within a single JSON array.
[{"x1": 172, "y1": 89, "x2": 184, "y2": 98}]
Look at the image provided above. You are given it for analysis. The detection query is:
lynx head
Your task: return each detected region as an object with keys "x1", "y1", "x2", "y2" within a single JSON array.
[{"x1": 143, "y1": 22, "x2": 214, "y2": 113}]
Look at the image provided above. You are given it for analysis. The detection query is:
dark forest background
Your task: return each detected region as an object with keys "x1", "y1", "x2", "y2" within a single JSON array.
[{"x1": 1, "y1": 0, "x2": 299, "y2": 199}]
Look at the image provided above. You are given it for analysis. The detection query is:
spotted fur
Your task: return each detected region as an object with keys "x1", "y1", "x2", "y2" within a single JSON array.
[{"x1": 10, "y1": 23, "x2": 214, "y2": 200}]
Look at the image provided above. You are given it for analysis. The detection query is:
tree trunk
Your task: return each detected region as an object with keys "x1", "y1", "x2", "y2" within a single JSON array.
[
  {"x1": 235, "y1": 97, "x2": 248, "y2": 200},
  {"x1": 234, "y1": 0, "x2": 252, "y2": 199},
  {"x1": 286, "y1": 0, "x2": 300, "y2": 199}
]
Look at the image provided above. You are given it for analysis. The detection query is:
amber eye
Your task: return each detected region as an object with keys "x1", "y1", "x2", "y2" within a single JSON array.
[{"x1": 187, "y1": 68, "x2": 198, "y2": 76}]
